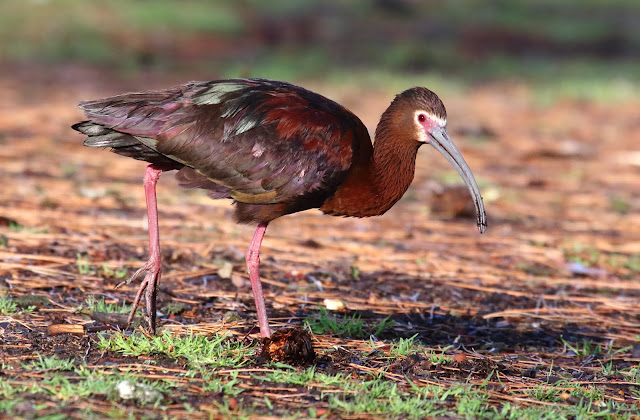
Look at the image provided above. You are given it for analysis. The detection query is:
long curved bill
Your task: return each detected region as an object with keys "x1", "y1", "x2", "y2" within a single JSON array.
[{"x1": 429, "y1": 127, "x2": 487, "y2": 233}]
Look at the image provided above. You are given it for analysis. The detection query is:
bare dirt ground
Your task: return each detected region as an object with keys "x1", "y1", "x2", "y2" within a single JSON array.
[{"x1": 1, "y1": 67, "x2": 640, "y2": 418}]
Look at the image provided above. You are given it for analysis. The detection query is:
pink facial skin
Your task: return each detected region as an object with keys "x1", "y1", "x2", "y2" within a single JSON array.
[
  {"x1": 415, "y1": 112, "x2": 446, "y2": 143},
  {"x1": 418, "y1": 113, "x2": 442, "y2": 132}
]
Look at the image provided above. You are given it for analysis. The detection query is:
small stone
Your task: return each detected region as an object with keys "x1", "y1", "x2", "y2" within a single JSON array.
[
  {"x1": 217, "y1": 261, "x2": 233, "y2": 279},
  {"x1": 161, "y1": 302, "x2": 187, "y2": 316},
  {"x1": 566, "y1": 262, "x2": 607, "y2": 277},
  {"x1": 323, "y1": 298, "x2": 345, "y2": 311},
  {"x1": 546, "y1": 375, "x2": 563, "y2": 384},
  {"x1": 117, "y1": 380, "x2": 136, "y2": 400},
  {"x1": 300, "y1": 239, "x2": 323, "y2": 248},
  {"x1": 116, "y1": 379, "x2": 163, "y2": 405},
  {"x1": 453, "y1": 353, "x2": 466, "y2": 363},
  {"x1": 223, "y1": 311, "x2": 242, "y2": 323}
]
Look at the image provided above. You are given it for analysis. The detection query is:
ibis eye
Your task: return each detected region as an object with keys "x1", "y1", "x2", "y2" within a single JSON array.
[{"x1": 418, "y1": 114, "x2": 426, "y2": 122}]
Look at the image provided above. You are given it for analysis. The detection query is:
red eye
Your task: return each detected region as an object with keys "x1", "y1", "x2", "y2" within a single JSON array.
[{"x1": 418, "y1": 114, "x2": 426, "y2": 122}]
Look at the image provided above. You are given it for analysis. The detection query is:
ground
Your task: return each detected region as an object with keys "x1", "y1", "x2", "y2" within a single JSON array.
[{"x1": 1, "y1": 66, "x2": 640, "y2": 419}]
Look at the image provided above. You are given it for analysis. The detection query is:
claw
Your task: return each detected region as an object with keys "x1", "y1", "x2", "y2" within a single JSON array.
[
  {"x1": 123, "y1": 260, "x2": 161, "y2": 333},
  {"x1": 116, "y1": 264, "x2": 148, "y2": 289}
]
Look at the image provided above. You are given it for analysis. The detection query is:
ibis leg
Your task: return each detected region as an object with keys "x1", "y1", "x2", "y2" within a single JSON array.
[
  {"x1": 119, "y1": 164, "x2": 163, "y2": 334},
  {"x1": 245, "y1": 222, "x2": 271, "y2": 338}
]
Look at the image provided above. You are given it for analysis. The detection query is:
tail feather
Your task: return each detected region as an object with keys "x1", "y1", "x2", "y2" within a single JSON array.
[
  {"x1": 72, "y1": 121, "x2": 139, "y2": 148},
  {"x1": 73, "y1": 84, "x2": 200, "y2": 170},
  {"x1": 72, "y1": 120, "x2": 182, "y2": 170},
  {"x1": 76, "y1": 88, "x2": 191, "y2": 139}
]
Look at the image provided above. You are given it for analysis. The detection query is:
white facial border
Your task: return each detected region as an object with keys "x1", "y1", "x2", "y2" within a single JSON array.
[{"x1": 414, "y1": 110, "x2": 447, "y2": 143}]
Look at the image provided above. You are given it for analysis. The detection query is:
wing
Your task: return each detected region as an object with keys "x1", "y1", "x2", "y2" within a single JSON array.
[{"x1": 77, "y1": 79, "x2": 371, "y2": 205}]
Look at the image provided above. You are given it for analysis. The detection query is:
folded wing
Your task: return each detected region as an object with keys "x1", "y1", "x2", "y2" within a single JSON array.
[{"x1": 75, "y1": 79, "x2": 369, "y2": 207}]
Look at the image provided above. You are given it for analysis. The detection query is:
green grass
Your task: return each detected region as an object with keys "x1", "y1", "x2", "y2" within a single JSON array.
[
  {"x1": 22, "y1": 355, "x2": 75, "y2": 372},
  {"x1": 563, "y1": 241, "x2": 602, "y2": 267},
  {"x1": 0, "y1": 295, "x2": 36, "y2": 315},
  {"x1": 117, "y1": 0, "x2": 241, "y2": 34},
  {"x1": 201, "y1": 370, "x2": 244, "y2": 397},
  {"x1": 0, "y1": 0, "x2": 241, "y2": 63},
  {"x1": 76, "y1": 253, "x2": 91, "y2": 275},
  {"x1": 7, "y1": 221, "x2": 24, "y2": 232},
  {"x1": 561, "y1": 337, "x2": 605, "y2": 359},
  {"x1": 329, "y1": 376, "x2": 449, "y2": 419},
  {"x1": 0, "y1": 295, "x2": 19, "y2": 315},
  {"x1": 388, "y1": 334, "x2": 422, "y2": 358},
  {"x1": 249, "y1": 365, "x2": 455, "y2": 418},
  {"x1": 385, "y1": 335, "x2": 454, "y2": 364},
  {"x1": 3, "y1": 221, "x2": 48, "y2": 235},
  {"x1": 561, "y1": 337, "x2": 633, "y2": 365},
  {"x1": 96, "y1": 330, "x2": 255, "y2": 368},
  {"x1": 249, "y1": 362, "x2": 636, "y2": 419},
  {"x1": 2, "y1": 357, "x2": 173, "y2": 409},
  {"x1": 100, "y1": 264, "x2": 129, "y2": 280},
  {"x1": 305, "y1": 307, "x2": 394, "y2": 338},
  {"x1": 84, "y1": 295, "x2": 133, "y2": 314},
  {"x1": 253, "y1": 365, "x2": 346, "y2": 388},
  {"x1": 608, "y1": 253, "x2": 640, "y2": 273},
  {"x1": 562, "y1": 241, "x2": 640, "y2": 278},
  {"x1": 75, "y1": 255, "x2": 129, "y2": 279},
  {"x1": 3, "y1": 335, "x2": 638, "y2": 418},
  {"x1": 2, "y1": 335, "x2": 253, "y2": 416}
]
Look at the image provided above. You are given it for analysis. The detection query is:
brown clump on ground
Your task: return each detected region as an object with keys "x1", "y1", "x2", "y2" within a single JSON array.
[{"x1": 258, "y1": 327, "x2": 316, "y2": 366}]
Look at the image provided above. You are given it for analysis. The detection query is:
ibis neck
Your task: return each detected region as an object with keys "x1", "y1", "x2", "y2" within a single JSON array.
[
  {"x1": 320, "y1": 130, "x2": 420, "y2": 217},
  {"x1": 370, "y1": 135, "x2": 421, "y2": 212}
]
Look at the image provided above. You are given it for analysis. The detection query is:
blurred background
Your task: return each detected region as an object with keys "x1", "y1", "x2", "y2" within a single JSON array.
[{"x1": 0, "y1": 0, "x2": 637, "y2": 99}]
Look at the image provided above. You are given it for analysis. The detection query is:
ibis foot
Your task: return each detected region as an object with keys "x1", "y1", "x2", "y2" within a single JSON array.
[{"x1": 119, "y1": 259, "x2": 162, "y2": 334}]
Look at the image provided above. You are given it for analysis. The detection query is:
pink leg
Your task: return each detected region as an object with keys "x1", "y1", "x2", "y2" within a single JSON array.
[
  {"x1": 246, "y1": 222, "x2": 271, "y2": 338},
  {"x1": 118, "y1": 164, "x2": 163, "y2": 334}
]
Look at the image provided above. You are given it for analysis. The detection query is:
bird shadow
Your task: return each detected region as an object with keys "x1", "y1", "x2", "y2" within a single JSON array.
[{"x1": 265, "y1": 266, "x2": 617, "y2": 357}]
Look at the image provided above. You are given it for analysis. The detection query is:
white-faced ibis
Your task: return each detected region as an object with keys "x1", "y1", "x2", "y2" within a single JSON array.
[{"x1": 73, "y1": 78, "x2": 486, "y2": 336}]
